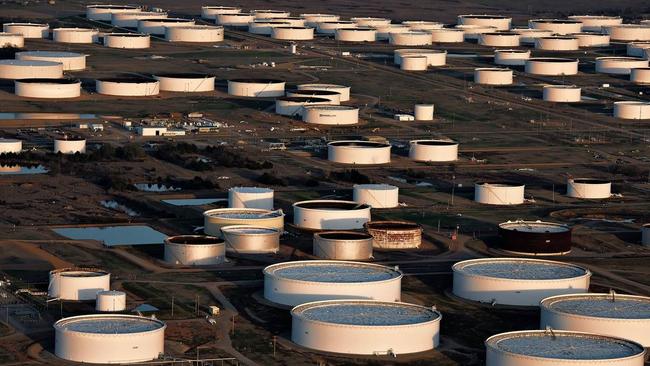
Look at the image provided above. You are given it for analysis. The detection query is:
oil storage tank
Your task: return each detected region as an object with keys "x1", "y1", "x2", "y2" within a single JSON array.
[
  {"x1": 203, "y1": 208, "x2": 284, "y2": 236},
  {"x1": 275, "y1": 96, "x2": 331, "y2": 116},
  {"x1": 402, "y1": 21, "x2": 444, "y2": 31},
  {"x1": 614, "y1": 101, "x2": 650, "y2": 119},
  {"x1": 525, "y1": 58, "x2": 579, "y2": 76},
  {"x1": 494, "y1": 49, "x2": 530, "y2": 66},
  {"x1": 153, "y1": 73, "x2": 215, "y2": 92},
  {"x1": 458, "y1": 14, "x2": 511, "y2": 31},
  {"x1": 316, "y1": 21, "x2": 356, "y2": 35},
  {"x1": 529, "y1": 19, "x2": 583, "y2": 35},
  {"x1": 301, "y1": 14, "x2": 340, "y2": 28},
  {"x1": 103, "y1": 33, "x2": 150, "y2": 49},
  {"x1": 165, "y1": 25, "x2": 224, "y2": 42},
  {"x1": 263, "y1": 260, "x2": 401, "y2": 306},
  {"x1": 248, "y1": 20, "x2": 291, "y2": 35},
  {"x1": 164, "y1": 235, "x2": 225, "y2": 265},
  {"x1": 3, "y1": 23, "x2": 49, "y2": 38},
  {"x1": 474, "y1": 68, "x2": 513, "y2": 85},
  {"x1": 540, "y1": 292, "x2": 650, "y2": 347},
  {"x1": 568, "y1": 15, "x2": 622, "y2": 32},
  {"x1": 48, "y1": 268, "x2": 110, "y2": 301},
  {"x1": 566, "y1": 178, "x2": 611, "y2": 199},
  {"x1": 54, "y1": 137, "x2": 86, "y2": 154},
  {"x1": 430, "y1": 28, "x2": 465, "y2": 43},
  {"x1": 409, "y1": 139, "x2": 458, "y2": 162},
  {"x1": 291, "y1": 300, "x2": 441, "y2": 355},
  {"x1": 400, "y1": 55, "x2": 428, "y2": 71},
  {"x1": 313, "y1": 231, "x2": 373, "y2": 260},
  {"x1": 394, "y1": 49, "x2": 447, "y2": 66},
  {"x1": 595, "y1": 57, "x2": 648, "y2": 75},
  {"x1": 293, "y1": 200, "x2": 371, "y2": 230},
  {"x1": 201, "y1": 6, "x2": 241, "y2": 20},
  {"x1": 535, "y1": 36, "x2": 580, "y2": 51},
  {"x1": 631, "y1": 68, "x2": 650, "y2": 84},
  {"x1": 365, "y1": 221, "x2": 422, "y2": 250},
  {"x1": 414, "y1": 104, "x2": 434, "y2": 120},
  {"x1": 297, "y1": 83, "x2": 350, "y2": 101},
  {"x1": 605, "y1": 24, "x2": 650, "y2": 41},
  {"x1": 111, "y1": 12, "x2": 168, "y2": 28},
  {"x1": 626, "y1": 41, "x2": 650, "y2": 57},
  {"x1": 512, "y1": 28, "x2": 553, "y2": 44},
  {"x1": 216, "y1": 13, "x2": 256, "y2": 27},
  {"x1": 452, "y1": 258, "x2": 590, "y2": 306},
  {"x1": 286, "y1": 89, "x2": 341, "y2": 103},
  {"x1": 0, "y1": 138, "x2": 22, "y2": 154},
  {"x1": 53, "y1": 28, "x2": 98, "y2": 43},
  {"x1": 475, "y1": 182, "x2": 525, "y2": 205},
  {"x1": 253, "y1": 10, "x2": 291, "y2": 19},
  {"x1": 96, "y1": 77, "x2": 160, "y2": 96},
  {"x1": 138, "y1": 18, "x2": 195, "y2": 35},
  {"x1": 227, "y1": 78, "x2": 285, "y2": 97},
  {"x1": 0, "y1": 33, "x2": 24, "y2": 48},
  {"x1": 302, "y1": 106, "x2": 359, "y2": 125},
  {"x1": 95, "y1": 290, "x2": 127, "y2": 312},
  {"x1": 15, "y1": 78, "x2": 81, "y2": 99},
  {"x1": 335, "y1": 28, "x2": 376, "y2": 42},
  {"x1": 479, "y1": 32, "x2": 520, "y2": 47},
  {"x1": 228, "y1": 187, "x2": 274, "y2": 210},
  {"x1": 221, "y1": 225, "x2": 280, "y2": 254},
  {"x1": 353, "y1": 184, "x2": 399, "y2": 208},
  {"x1": 86, "y1": 4, "x2": 140, "y2": 21},
  {"x1": 351, "y1": 17, "x2": 391, "y2": 28},
  {"x1": 54, "y1": 314, "x2": 165, "y2": 364},
  {"x1": 456, "y1": 24, "x2": 498, "y2": 40},
  {"x1": 374, "y1": 24, "x2": 409, "y2": 41},
  {"x1": 498, "y1": 220, "x2": 572, "y2": 255},
  {"x1": 389, "y1": 31, "x2": 432, "y2": 46},
  {"x1": 16, "y1": 51, "x2": 86, "y2": 71},
  {"x1": 571, "y1": 32, "x2": 610, "y2": 47},
  {"x1": 485, "y1": 330, "x2": 646, "y2": 366},
  {"x1": 271, "y1": 26, "x2": 314, "y2": 41},
  {"x1": 327, "y1": 140, "x2": 391, "y2": 165},
  {"x1": 543, "y1": 85, "x2": 581, "y2": 102}
]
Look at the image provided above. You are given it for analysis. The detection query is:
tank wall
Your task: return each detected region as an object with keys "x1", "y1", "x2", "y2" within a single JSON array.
[
  {"x1": 15, "y1": 81, "x2": 81, "y2": 99},
  {"x1": 631, "y1": 68, "x2": 650, "y2": 84},
  {"x1": 567, "y1": 181, "x2": 611, "y2": 199},
  {"x1": 494, "y1": 51, "x2": 530, "y2": 66},
  {"x1": 104, "y1": 35, "x2": 151, "y2": 48},
  {"x1": 53, "y1": 29, "x2": 98, "y2": 43},
  {"x1": 302, "y1": 107, "x2": 359, "y2": 125},
  {"x1": 138, "y1": 20, "x2": 195, "y2": 35},
  {"x1": 204, "y1": 215, "x2": 284, "y2": 237},
  {"x1": 459, "y1": 16, "x2": 511, "y2": 31},
  {"x1": 353, "y1": 186, "x2": 399, "y2": 208},
  {"x1": 574, "y1": 34, "x2": 610, "y2": 47},
  {"x1": 335, "y1": 29, "x2": 376, "y2": 42},
  {"x1": 607, "y1": 26, "x2": 650, "y2": 41},
  {"x1": 313, "y1": 236, "x2": 373, "y2": 260},
  {"x1": 96, "y1": 293, "x2": 127, "y2": 312},
  {"x1": 164, "y1": 243, "x2": 225, "y2": 265},
  {"x1": 96, "y1": 80, "x2": 160, "y2": 96},
  {"x1": 525, "y1": 60, "x2": 578, "y2": 75},
  {"x1": 271, "y1": 27, "x2": 314, "y2": 40},
  {"x1": 16, "y1": 53, "x2": 86, "y2": 71},
  {"x1": 293, "y1": 205, "x2": 371, "y2": 230},
  {"x1": 228, "y1": 80, "x2": 285, "y2": 97},
  {"x1": 217, "y1": 14, "x2": 255, "y2": 26},
  {"x1": 367, "y1": 227, "x2": 422, "y2": 249},
  {"x1": 54, "y1": 140, "x2": 87, "y2": 154},
  {"x1": 112, "y1": 12, "x2": 167, "y2": 27},
  {"x1": 165, "y1": 27, "x2": 224, "y2": 42},
  {"x1": 596, "y1": 59, "x2": 649, "y2": 75},
  {"x1": 0, "y1": 34, "x2": 24, "y2": 48},
  {"x1": 328, "y1": 145, "x2": 391, "y2": 164},
  {"x1": 48, "y1": 272, "x2": 110, "y2": 300},
  {"x1": 86, "y1": 6, "x2": 140, "y2": 21},
  {"x1": 474, "y1": 70, "x2": 513, "y2": 85},
  {"x1": 535, "y1": 37, "x2": 579, "y2": 51},
  {"x1": 499, "y1": 227, "x2": 572, "y2": 254},
  {"x1": 474, "y1": 184, "x2": 525, "y2": 205},
  {"x1": 389, "y1": 32, "x2": 432, "y2": 46},
  {"x1": 202, "y1": 7, "x2": 241, "y2": 19},
  {"x1": 414, "y1": 105, "x2": 434, "y2": 120},
  {"x1": 394, "y1": 51, "x2": 446, "y2": 66},
  {"x1": 297, "y1": 84, "x2": 350, "y2": 101},
  {"x1": 155, "y1": 76, "x2": 216, "y2": 92},
  {"x1": 479, "y1": 34, "x2": 520, "y2": 47},
  {"x1": 0, "y1": 140, "x2": 22, "y2": 154},
  {"x1": 3, "y1": 24, "x2": 49, "y2": 38},
  {"x1": 400, "y1": 56, "x2": 428, "y2": 71},
  {"x1": 614, "y1": 103, "x2": 650, "y2": 119},
  {"x1": 543, "y1": 87, "x2": 581, "y2": 102},
  {"x1": 431, "y1": 30, "x2": 464, "y2": 43},
  {"x1": 228, "y1": 189, "x2": 274, "y2": 210},
  {"x1": 223, "y1": 231, "x2": 280, "y2": 253},
  {"x1": 529, "y1": 21, "x2": 582, "y2": 35},
  {"x1": 409, "y1": 142, "x2": 458, "y2": 162}
]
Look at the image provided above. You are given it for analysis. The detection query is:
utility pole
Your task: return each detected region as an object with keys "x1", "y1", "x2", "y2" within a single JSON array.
[
  {"x1": 171, "y1": 297, "x2": 174, "y2": 318},
  {"x1": 273, "y1": 336, "x2": 277, "y2": 357}
]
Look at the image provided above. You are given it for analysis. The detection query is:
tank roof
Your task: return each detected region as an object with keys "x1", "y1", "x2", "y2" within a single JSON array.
[
  {"x1": 51, "y1": 267, "x2": 108, "y2": 276},
  {"x1": 153, "y1": 72, "x2": 214, "y2": 78},
  {"x1": 499, "y1": 220, "x2": 570, "y2": 233},
  {"x1": 204, "y1": 208, "x2": 283, "y2": 219},
  {"x1": 277, "y1": 96, "x2": 331, "y2": 103},
  {"x1": 542, "y1": 293, "x2": 650, "y2": 319},
  {"x1": 528, "y1": 57, "x2": 577, "y2": 62},
  {"x1": 54, "y1": 315, "x2": 164, "y2": 334},
  {"x1": 166, "y1": 235, "x2": 224, "y2": 245},
  {"x1": 3, "y1": 22, "x2": 48, "y2": 26},
  {"x1": 16, "y1": 78, "x2": 80, "y2": 84},
  {"x1": 229, "y1": 186, "x2": 273, "y2": 193},
  {"x1": 293, "y1": 300, "x2": 439, "y2": 325},
  {"x1": 454, "y1": 258, "x2": 588, "y2": 280},
  {"x1": 141, "y1": 18, "x2": 193, "y2": 22},
  {"x1": 365, "y1": 220, "x2": 421, "y2": 230},
  {"x1": 88, "y1": 4, "x2": 139, "y2": 8},
  {"x1": 328, "y1": 140, "x2": 390, "y2": 147},
  {"x1": 411, "y1": 139, "x2": 458, "y2": 146},
  {"x1": 289, "y1": 89, "x2": 341, "y2": 95},
  {"x1": 229, "y1": 78, "x2": 284, "y2": 83},
  {"x1": 105, "y1": 33, "x2": 149, "y2": 37},
  {"x1": 265, "y1": 261, "x2": 401, "y2": 283},
  {"x1": 571, "y1": 178, "x2": 611, "y2": 184},
  {"x1": 531, "y1": 19, "x2": 583, "y2": 24},
  {"x1": 17, "y1": 51, "x2": 85, "y2": 58},
  {"x1": 303, "y1": 105, "x2": 357, "y2": 111},
  {"x1": 354, "y1": 183, "x2": 397, "y2": 190},
  {"x1": 97, "y1": 77, "x2": 157, "y2": 83},
  {"x1": 487, "y1": 331, "x2": 644, "y2": 360},
  {"x1": 316, "y1": 231, "x2": 373, "y2": 240},
  {"x1": 293, "y1": 200, "x2": 371, "y2": 210},
  {"x1": 221, "y1": 225, "x2": 279, "y2": 234}
]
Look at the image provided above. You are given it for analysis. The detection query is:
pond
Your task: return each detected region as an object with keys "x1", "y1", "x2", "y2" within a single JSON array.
[
  {"x1": 0, "y1": 165, "x2": 48, "y2": 175},
  {"x1": 53, "y1": 225, "x2": 168, "y2": 247}
]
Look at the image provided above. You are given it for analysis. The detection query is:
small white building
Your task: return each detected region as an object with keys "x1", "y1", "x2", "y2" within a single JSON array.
[
  {"x1": 394, "y1": 114, "x2": 415, "y2": 121},
  {"x1": 137, "y1": 126, "x2": 167, "y2": 136}
]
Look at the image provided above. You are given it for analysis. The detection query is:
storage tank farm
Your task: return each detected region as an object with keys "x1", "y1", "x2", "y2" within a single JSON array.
[
  {"x1": 312, "y1": 232, "x2": 374, "y2": 260},
  {"x1": 263, "y1": 260, "x2": 402, "y2": 306},
  {"x1": 452, "y1": 258, "x2": 591, "y2": 306},
  {"x1": 485, "y1": 330, "x2": 646, "y2": 366},
  {"x1": 164, "y1": 235, "x2": 225, "y2": 265},
  {"x1": 291, "y1": 300, "x2": 441, "y2": 355},
  {"x1": 54, "y1": 314, "x2": 166, "y2": 364}
]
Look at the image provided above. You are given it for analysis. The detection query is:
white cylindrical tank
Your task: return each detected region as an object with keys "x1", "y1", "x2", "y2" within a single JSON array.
[
  {"x1": 643, "y1": 224, "x2": 650, "y2": 246},
  {"x1": 248, "y1": 20, "x2": 291, "y2": 35},
  {"x1": 452, "y1": 258, "x2": 591, "y2": 306},
  {"x1": 543, "y1": 85, "x2": 581, "y2": 102},
  {"x1": 153, "y1": 73, "x2": 215, "y2": 92},
  {"x1": 228, "y1": 187, "x2": 274, "y2": 210},
  {"x1": 283, "y1": 89, "x2": 339, "y2": 103},
  {"x1": 302, "y1": 105, "x2": 359, "y2": 125},
  {"x1": 455, "y1": 24, "x2": 498, "y2": 40},
  {"x1": 165, "y1": 25, "x2": 224, "y2": 42},
  {"x1": 301, "y1": 14, "x2": 340, "y2": 28},
  {"x1": 227, "y1": 78, "x2": 285, "y2": 97},
  {"x1": 613, "y1": 101, "x2": 650, "y2": 119},
  {"x1": 335, "y1": 28, "x2": 376, "y2": 42},
  {"x1": 203, "y1": 208, "x2": 285, "y2": 237},
  {"x1": 291, "y1": 300, "x2": 441, "y2": 355},
  {"x1": 0, "y1": 138, "x2": 22, "y2": 154},
  {"x1": 570, "y1": 32, "x2": 610, "y2": 47},
  {"x1": 216, "y1": 13, "x2": 256, "y2": 27},
  {"x1": 511, "y1": 28, "x2": 554, "y2": 44},
  {"x1": 275, "y1": 96, "x2": 331, "y2": 116},
  {"x1": 272, "y1": 18, "x2": 306, "y2": 27},
  {"x1": 529, "y1": 19, "x2": 583, "y2": 35},
  {"x1": 566, "y1": 178, "x2": 611, "y2": 199},
  {"x1": 111, "y1": 12, "x2": 168, "y2": 28},
  {"x1": 485, "y1": 330, "x2": 646, "y2": 366},
  {"x1": 54, "y1": 314, "x2": 165, "y2": 364},
  {"x1": 540, "y1": 293, "x2": 650, "y2": 347},
  {"x1": 626, "y1": 41, "x2": 650, "y2": 57},
  {"x1": 525, "y1": 58, "x2": 579, "y2": 76},
  {"x1": 351, "y1": 17, "x2": 391, "y2": 27},
  {"x1": 430, "y1": 28, "x2": 465, "y2": 43},
  {"x1": 474, "y1": 68, "x2": 513, "y2": 85},
  {"x1": 15, "y1": 78, "x2": 81, "y2": 99},
  {"x1": 0, "y1": 60, "x2": 63, "y2": 79},
  {"x1": 400, "y1": 55, "x2": 428, "y2": 71},
  {"x1": 402, "y1": 21, "x2": 444, "y2": 31},
  {"x1": 297, "y1": 83, "x2": 350, "y2": 101},
  {"x1": 595, "y1": 57, "x2": 649, "y2": 75},
  {"x1": 312, "y1": 232, "x2": 373, "y2": 260},
  {"x1": 164, "y1": 235, "x2": 226, "y2": 266},
  {"x1": 353, "y1": 184, "x2": 399, "y2": 208},
  {"x1": 409, "y1": 139, "x2": 458, "y2": 162},
  {"x1": 103, "y1": 33, "x2": 150, "y2": 49},
  {"x1": 535, "y1": 36, "x2": 580, "y2": 51},
  {"x1": 479, "y1": 32, "x2": 520, "y2": 47},
  {"x1": 201, "y1": 6, "x2": 241, "y2": 20},
  {"x1": 86, "y1": 4, "x2": 140, "y2": 21},
  {"x1": 95, "y1": 290, "x2": 127, "y2": 312},
  {"x1": 271, "y1": 26, "x2": 314, "y2": 41},
  {"x1": 494, "y1": 49, "x2": 531, "y2": 66},
  {"x1": 389, "y1": 31, "x2": 432, "y2": 46},
  {"x1": 414, "y1": 104, "x2": 434, "y2": 120},
  {"x1": 458, "y1": 14, "x2": 511, "y2": 31},
  {"x1": 253, "y1": 10, "x2": 291, "y2": 19},
  {"x1": 374, "y1": 24, "x2": 410, "y2": 41},
  {"x1": 54, "y1": 137, "x2": 86, "y2": 154},
  {"x1": 2, "y1": 23, "x2": 49, "y2": 38},
  {"x1": 16, "y1": 51, "x2": 86, "y2": 71},
  {"x1": 138, "y1": 18, "x2": 195, "y2": 35},
  {"x1": 48, "y1": 268, "x2": 110, "y2": 300},
  {"x1": 568, "y1": 15, "x2": 623, "y2": 32},
  {"x1": 605, "y1": 25, "x2": 650, "y2": 41},
  {"x1": 0, "y1": 33, "x2": 24, "y2": 48},
  {"x1": 293, "y1": 200, "x2": 371, "y2": 230},
  {"x1": 316, "y1": 21, "x2": 356, "y2": 35},
  {"x1": 53, "y1": 28, "x2": 98, "y2": 43},
  {"x1": 264, "y1": 261, "x2": 401, "y2": 306},
  {"x1": 394, "y1": 49, "x2": 447, "y2": 66},
  {"x1": 221, "y1": 225, "x2": 281, "y2": 254},
  {"x1": 96, "y1": 78, "x2": 160, "y2": 97},
  {"x1": 327, "y1": 140, "x2": 391, "y2": 165},
  {"x1": 474, "y1": 182, "x2": 525, "y2": 205}
]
